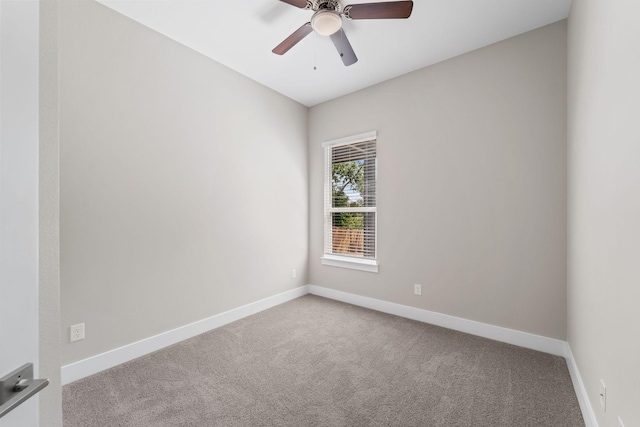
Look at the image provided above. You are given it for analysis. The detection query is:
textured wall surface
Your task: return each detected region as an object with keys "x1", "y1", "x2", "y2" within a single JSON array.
[
  {"x1": 60, "y1": 0, "x2": 308, "y2": 364},
  {"x1": 40, "y1": 0, "x2": 63, "y2": 424},
  {"x1": 567, "y1": 0, "x2": 640, "y2": 425},
  {"x1": 309, "y1": 21, "x2": 568, "y2": 340}
]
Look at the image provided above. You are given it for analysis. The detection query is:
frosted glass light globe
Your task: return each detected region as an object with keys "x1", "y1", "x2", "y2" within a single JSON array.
[{"x1": 311, "y1": 10, "x2": 342, "y2": 36}]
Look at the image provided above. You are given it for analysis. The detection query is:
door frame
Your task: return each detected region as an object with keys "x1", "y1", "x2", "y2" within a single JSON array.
[{"x1": 0, "y1": 0, "x2": 62, "y2": 425}]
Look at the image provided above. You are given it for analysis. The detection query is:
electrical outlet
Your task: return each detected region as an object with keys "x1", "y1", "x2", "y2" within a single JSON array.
[
  {"x1": 70, "y1": 323, "x2": 85, "y2": 342},
  {"x1": 414, "y1": 284, "x2": 422, "y2": 295},
  {"x1": 618, "y1": 416, "x2": 625, "y2": 427},
  {"x1": 291, "y1": 269, "x2": 296, "y2": 279},
  {"x1": 599, "y1": 380, "x2": 606, "y2": 411}
]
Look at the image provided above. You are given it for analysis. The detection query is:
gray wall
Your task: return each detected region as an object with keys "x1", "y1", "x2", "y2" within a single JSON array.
[
  {"x1": 60, "y1": 1, "x2": 308, "y2": 364},
  {"x1": 60, "y1": 0, "x2": 571, "y2": 376},
  {"x1": 309, "y1": 21, "x2": 568, "y2": 340},
  {"x1": 567, "y1": 0, "x2": 640, "y2": 426},
  {"x1": 40, "y1": 0, "x2": 62, "y2": 424}
]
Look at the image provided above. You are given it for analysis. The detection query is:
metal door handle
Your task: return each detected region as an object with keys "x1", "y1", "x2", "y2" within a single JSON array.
[{"x1": 0, "y1": 364, "x2": 49, "y2": 419}]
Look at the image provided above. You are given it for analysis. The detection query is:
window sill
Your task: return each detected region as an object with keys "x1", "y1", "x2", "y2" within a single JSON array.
[{"x1": 321, "y1": 255, "x2": 379, "y2": 273}]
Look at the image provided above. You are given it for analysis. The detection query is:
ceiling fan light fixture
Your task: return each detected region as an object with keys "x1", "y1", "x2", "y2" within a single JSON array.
[{"x1": 311, "y1": 10, "x2": 342, "y2": 36}]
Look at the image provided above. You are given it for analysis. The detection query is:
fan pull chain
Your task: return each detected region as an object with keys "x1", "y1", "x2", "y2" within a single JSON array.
[{"x1": 313, "y1": 33, "x2": 317, "y2": 70}]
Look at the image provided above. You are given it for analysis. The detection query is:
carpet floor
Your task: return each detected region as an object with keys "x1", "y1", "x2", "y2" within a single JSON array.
[{"x1": 63, "y1": 295, "x2": 584, "y2": 426}]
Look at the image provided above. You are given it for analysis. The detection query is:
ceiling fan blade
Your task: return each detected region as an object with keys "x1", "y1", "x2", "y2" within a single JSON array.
[
  {"x1": 344, "y1": 1, "x2": 413, "y2": 19},
  {"x1": 278, "y1": 0, "x2": 310, "y2": 9},
  {"x1": 330, "y1": 28, "x2": 358, "y2": 66},
  {"x1": 272, "y1": 22, "x2": 313, "y2": 55}
]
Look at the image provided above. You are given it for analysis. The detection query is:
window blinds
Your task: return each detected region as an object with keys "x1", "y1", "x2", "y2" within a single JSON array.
[{"x1": 324, "y1": 134, "x2": 377, "y2": 260}]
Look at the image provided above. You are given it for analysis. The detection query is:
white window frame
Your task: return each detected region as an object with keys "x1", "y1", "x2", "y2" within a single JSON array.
[{"x1": 321, "y1": 131, "x2": 378, "y2": 273}]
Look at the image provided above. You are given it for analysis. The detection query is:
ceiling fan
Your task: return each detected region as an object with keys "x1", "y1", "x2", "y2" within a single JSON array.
[{"x1": 272, "y1": 0, "x2": 414, "y2": 66}]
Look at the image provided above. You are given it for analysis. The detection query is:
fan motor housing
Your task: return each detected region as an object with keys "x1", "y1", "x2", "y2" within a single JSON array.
[{"x1": 314, "y1": 0, "x2": 341, "y2": 12}]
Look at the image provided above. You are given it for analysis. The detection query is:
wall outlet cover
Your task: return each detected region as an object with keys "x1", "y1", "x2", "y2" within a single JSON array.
[
  {"x1": 70, "y1": 323, "x2": 85, "y2": 343},
  {"x1": 414, "y1": 284, "x2": 422, "y2": 295}
]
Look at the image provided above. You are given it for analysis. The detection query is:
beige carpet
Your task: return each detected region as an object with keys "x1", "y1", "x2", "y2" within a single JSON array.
[{"x1": 63, "y1": 295, "x2": 584, "y2": 426}]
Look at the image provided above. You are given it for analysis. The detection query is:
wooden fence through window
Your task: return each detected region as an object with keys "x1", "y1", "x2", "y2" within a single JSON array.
[{"x1": 332, "y1": 227, "x2": 364, "y2": 256}]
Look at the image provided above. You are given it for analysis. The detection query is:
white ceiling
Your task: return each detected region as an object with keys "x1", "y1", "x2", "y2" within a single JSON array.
[{"x1": 97, "y1": 0, "x2": 572, "y2": 107}]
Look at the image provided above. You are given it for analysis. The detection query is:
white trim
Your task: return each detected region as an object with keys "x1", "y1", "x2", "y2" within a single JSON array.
[
  {"x1": 321, "y1": 255, "x2": 379, "y2": 273},
  {"x1": 61, "y1": 285, "x2": 309, "y2": 385},
  {"x1": 323, "y1": 135, "x2": 378, "y2": 263},
  {"x1": 311, "y1": 283, "x2": 596, "y2": 423},
  {"x1": 308, "y1": 285, "x2": 566, "y2": 356},
  {"x1": 565, "y1": 344, "x2": 599, "y2": 427},
  {"x1": 61, "y1": 282, "x2": 595, "y2": 427},
  {"x1": 322, "y1": 130, "x2": 377, "y2": 148}
]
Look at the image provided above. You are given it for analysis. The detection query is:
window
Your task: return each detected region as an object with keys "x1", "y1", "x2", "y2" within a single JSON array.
[{"x1": 322, "y1": 131, "x2": 377, "y2": 273}]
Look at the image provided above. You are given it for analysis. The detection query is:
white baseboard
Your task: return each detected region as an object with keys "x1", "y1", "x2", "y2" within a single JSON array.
[
  {"x1": 63, "y1": 283, "x2": 595, "y2": 427},
  {"x1": 308, "y1": 285, "x2": 600, "y2": 423},
  {"x1": 565, "y1": 344, "x2": 599, "y2": 427},
  {"x1": 308, "y1": 285, "x2": 567, "y2": 357},
  {"x1": 61, "y1": 285, "x2": 309, "y2": 385}
]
